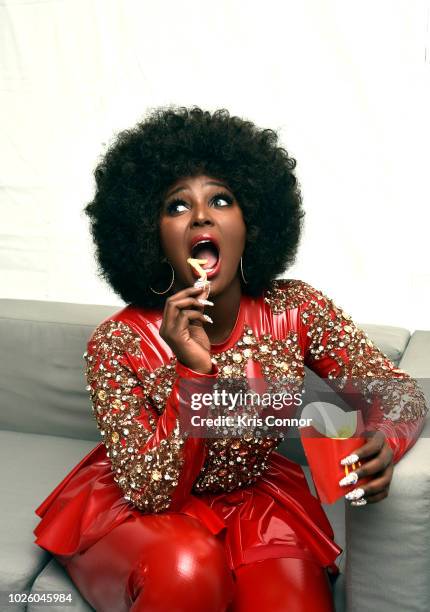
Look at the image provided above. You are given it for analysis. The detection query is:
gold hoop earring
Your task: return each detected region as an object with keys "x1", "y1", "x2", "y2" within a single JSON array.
[
  {"x1": 240, "y1": 256, "x2": 248, "y2": 285},
  {"x1": 149, "y1": 259, "x2": 175, "y2": 295}
]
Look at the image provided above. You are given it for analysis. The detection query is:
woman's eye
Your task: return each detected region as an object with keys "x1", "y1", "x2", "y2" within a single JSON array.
[
  {"x1": 165, "y1": 192, "x2": 234, "y2": 214},
  {"x1": 211, "y1": 192, "x2": 233, "y2": 207},
  {"x1": 166, "y1": 200, "x2": 188, "y2": 214}
]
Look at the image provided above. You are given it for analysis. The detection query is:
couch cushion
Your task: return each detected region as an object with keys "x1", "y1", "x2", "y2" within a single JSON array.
[
  {"x1": 0, "y1": 299, "x2": 119, "y2": 328},
  {"x1": 0, "y1": 429, "x2": 95, "y2": 596},
  {"x1": 28, "y1": 559, "x2": 93, "y2": 612},
  {"x1": 333, "y1": 571, "x2": 346, "y2": 612},
  {"x1": 0, "y1": 299, "x2": 120, "y2": 440}
]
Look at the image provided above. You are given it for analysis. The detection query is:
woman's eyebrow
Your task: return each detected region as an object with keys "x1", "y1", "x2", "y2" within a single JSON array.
[
  {"x1": 204, "y1": 180, "x2": 231, "y2": 191},
  {"x1": 165, "y1": 185, "x2": 187, "y2": 199},
  {"x1": 165, "y1": 180, "x2": 231, "y2": 200}
]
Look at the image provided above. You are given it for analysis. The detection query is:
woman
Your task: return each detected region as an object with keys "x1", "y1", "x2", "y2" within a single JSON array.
[{"x1": 34, "y1": 107, "x2": 427, "y2": 611}]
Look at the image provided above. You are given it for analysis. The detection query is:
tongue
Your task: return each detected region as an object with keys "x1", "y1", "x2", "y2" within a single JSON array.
[{"x1": 194, "y1": 246, "x2": 218, "y2": 269}]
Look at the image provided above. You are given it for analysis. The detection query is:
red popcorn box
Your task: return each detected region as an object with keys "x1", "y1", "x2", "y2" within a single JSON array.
[{"x1": 298, "y1": 402, "x2": 372, "y2": 504}]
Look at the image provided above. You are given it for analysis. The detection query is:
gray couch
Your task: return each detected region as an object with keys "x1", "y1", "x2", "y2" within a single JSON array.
[{"x1": 0, "y1": 298, "x2": 429, "y2": 612}]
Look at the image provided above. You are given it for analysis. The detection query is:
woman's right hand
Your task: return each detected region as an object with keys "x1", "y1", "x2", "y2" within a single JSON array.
[{"x1": 159, "y1": 285, "x2": 214, "y2": 374}]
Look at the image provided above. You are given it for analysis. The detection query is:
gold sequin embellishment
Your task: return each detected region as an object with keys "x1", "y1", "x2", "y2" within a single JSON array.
[
  {"x1": 298, "y1": 283, "x2": 428, "y2": 424},
  {"x1": 86, "y1": 317, "x2": 306, "y2": 501},
  {"x1": 84, "y1": 320, "x2": 185, "y2": 512},
  {"x1": 264, "y1": 278, "x2": 313, "y2": 313},
  {"x1": 192, "y1": 325, "x2": 304, "y2": 493}
]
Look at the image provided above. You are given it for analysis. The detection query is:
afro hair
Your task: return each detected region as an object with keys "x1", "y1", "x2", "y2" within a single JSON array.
[{"x1": 84, "y1": 106, "x2": 305, "y2": 308}]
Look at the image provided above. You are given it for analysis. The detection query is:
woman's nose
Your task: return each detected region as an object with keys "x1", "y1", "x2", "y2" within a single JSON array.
[{"x1": 191, "y1": 203, "x2": 214, "y2": 226}]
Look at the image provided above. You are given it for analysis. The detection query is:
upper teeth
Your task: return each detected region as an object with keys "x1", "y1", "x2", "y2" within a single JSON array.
[{"x1": 193, "y1": 239, "x2": 212, "y2": 249}]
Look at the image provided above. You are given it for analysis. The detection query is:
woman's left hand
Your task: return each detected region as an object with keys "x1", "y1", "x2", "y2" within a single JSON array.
[{"x1": 339, "y1": 430, "x2": 394, "y2": 506}]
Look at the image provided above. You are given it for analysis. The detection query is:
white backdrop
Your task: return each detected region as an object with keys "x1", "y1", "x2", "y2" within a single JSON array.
[{"x1": 1, "y1": 0, "x2": 429, "y2": 330}]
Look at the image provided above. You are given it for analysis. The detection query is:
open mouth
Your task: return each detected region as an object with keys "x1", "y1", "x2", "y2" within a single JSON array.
[{"x1": 190, "y1": 239, "x2": 221, "y2": 277}]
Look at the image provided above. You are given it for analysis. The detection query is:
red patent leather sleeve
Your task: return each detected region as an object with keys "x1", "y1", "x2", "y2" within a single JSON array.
[
  {"x1": 299, "y1": 283, "x2": 428, "y2": 464},
  {"x1": 84, "y1": 319, "x2": 218, "y2": 512}
]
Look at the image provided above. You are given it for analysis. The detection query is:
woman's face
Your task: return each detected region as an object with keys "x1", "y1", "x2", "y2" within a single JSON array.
[{"x1": 159, "y1": 174, "x2": 246, "y2": 295}]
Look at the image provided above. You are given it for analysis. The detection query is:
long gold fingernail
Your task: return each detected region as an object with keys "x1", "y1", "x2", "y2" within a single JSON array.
[
  {"x1": 198, "y1": 299, "x2": 214, "y2": 306},
  {"x1": 203, "y1": 314, "x2": 213, "y2": 323}
]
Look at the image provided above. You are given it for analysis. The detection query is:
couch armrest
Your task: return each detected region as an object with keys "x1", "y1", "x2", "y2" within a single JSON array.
[{"x1": 344, "y1": 416, "x2": 430, "y2": 612}]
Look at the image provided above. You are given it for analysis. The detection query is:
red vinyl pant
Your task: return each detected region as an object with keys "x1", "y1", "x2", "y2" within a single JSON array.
[{"x1": 57, "y1": 514, "x2": 335, "y2": 612}]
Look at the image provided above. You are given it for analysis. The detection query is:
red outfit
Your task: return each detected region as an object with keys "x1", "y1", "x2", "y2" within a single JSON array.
[{"x1": 34, "y1": 279, "x2": 427, "y2": 611}]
